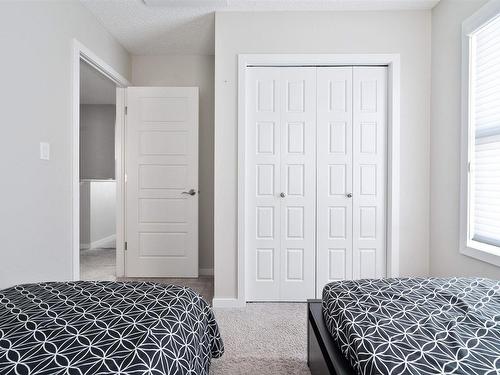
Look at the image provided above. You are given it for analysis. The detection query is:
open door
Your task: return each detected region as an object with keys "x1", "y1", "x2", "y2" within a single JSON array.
[{"x1": 125, "y1": 87, "x2": 199, "y2": 277}]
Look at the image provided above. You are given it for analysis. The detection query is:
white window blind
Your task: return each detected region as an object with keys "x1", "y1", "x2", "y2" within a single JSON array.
[{"x1": 471, "y1": 14, "x2": 500, "y2": 248}]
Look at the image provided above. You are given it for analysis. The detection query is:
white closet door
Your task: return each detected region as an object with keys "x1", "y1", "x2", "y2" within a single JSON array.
[
  {"x1": 317, "y1": 66, "x2": 387, "y2": 293},
  {"x1": 352, "y1": 67, "x2": 387, "y2": 279},
  {"x1": 316, "y1": 67, "x2": 353, "y2": 296},
  {"x1": 246, "y1": 67, "x2": 316, "y2": 301},
  {"x1": 246, "y1": 68, "x2": 281, "y2": 300},
  {"x1": 279, "y1": 67, "x2": 316, "y2": 300},
  {"x1": 246, "y1": 66, "x2": 386, "y2": 301}
]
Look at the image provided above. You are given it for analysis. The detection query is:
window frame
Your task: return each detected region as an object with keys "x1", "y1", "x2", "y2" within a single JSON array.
[{"x1": 460, "y1": 0, "x2": 500, "y2": 267}]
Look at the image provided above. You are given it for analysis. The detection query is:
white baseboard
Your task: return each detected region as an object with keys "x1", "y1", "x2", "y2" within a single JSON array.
[
  {"x1": 212, "y1": 297, "x2": 246, "y2": 308},
  {"x1": 199, "y1": 268, "x2": 214, "y2": 276},
  {"x1": 90, "y1": 234, "x2": 116, "y2": 249}
]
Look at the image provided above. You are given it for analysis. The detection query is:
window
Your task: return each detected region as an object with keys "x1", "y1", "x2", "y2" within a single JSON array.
[{"x1": 461, "y1": 1, "x2": 500, "y2": 266}]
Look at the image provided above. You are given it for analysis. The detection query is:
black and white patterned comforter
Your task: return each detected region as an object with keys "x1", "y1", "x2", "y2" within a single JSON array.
[
  {"x1": 0, "y1": 281, "x2": 224, "y2": 374},
  {"x1": 323, "y1": 277, "x2": 500, "y2": 375}
]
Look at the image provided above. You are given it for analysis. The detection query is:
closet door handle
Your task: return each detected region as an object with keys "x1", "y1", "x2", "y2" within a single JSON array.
[
  {"x1": 182, "y1": 189, "x2": 197, "y2": 196},
  {"x1": 280, "y1": 192, "x2": 286, "y2": 198},
  {"x1": 346, "y1": 193, "x2": 353, "y2": 198}
]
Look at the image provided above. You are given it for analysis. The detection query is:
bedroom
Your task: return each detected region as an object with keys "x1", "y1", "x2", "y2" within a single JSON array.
[{"x1": 0, "y1": 0, "x2": 499, "y2": 374}]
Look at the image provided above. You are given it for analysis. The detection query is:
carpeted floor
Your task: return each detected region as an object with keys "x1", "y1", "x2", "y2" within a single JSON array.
[
  {"x1": 80, "y1": 250, "x2": 309, "y2": 373},
  {"x1": 80, "y1": 249, "x2": 214, "y2": 302},
  {"x1": 210, "y1": 303, "x2": 311, "y2": 375},
  {"x1": 80, "y1": 248, "x2": 116, "y2": 281}
]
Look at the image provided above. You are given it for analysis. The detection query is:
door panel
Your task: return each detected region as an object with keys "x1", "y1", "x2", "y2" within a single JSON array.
[
  {"x1": 247, "y1": 68, "x2": 281, "y2": 300},
  {"x1": 279, "y1": 68, "x2": 316, "y2": 301},
  {"x1": 316, "y1": 67, "x2": 353, "y2": 296},
  {"x1": 246, "y1": 67, "x2": 316, "y2": 301},
  {"x1": 352, "y1": 67, "x2": 387, "y2": 279},
  {"x1": 126, "y1": 87, "x2": 198, "y2": 277}
]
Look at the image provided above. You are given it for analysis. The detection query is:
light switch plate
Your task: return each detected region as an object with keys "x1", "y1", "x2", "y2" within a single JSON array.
[{"x1": 40, "y1": 142, "x2": 50, "y2": 160}]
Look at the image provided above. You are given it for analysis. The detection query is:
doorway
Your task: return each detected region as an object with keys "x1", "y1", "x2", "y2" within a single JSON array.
[
  {"x1": 236, "y1": 54, "x2": 402, "y2": 306},
  {"x1": 72, "y1": 40, "x2": 129, "y2": 281},
  {"x1": 72, "y1": 41, "x2": 206, "y2": 291},
  {"x1": 79, "y1": 60, "x2": 118, "y2": 280}
]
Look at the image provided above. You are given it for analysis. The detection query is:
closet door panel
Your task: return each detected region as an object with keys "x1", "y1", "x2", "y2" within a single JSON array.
[
  {"x1": 279, "y1": 67, "x2": 316, "y2": 300},
  {"x1": 247, "y1": 68, "x2": 281, "y2": 300},
  {"x1": 352, "y1": 67, "x2": 387, "y2": 279},
  {"x1": 316, "y1": 67, "x2": 353, "y2": 296}
]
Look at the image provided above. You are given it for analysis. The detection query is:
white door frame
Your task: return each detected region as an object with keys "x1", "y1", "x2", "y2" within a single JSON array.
[
  {"x1": 237, "y1": 54, "x2": 401, "y2": 307},
  {"x1": 72, "y1": 39, "x2": 130, "y2": 280}
]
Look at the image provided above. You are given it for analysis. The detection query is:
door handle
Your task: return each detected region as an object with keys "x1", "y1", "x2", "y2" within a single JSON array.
[
  {"x1": 280, "y1": 192, "x2": 286, "y2": 198},
  {"x1": 346, "y1": 193, "x2": 353, "y2": 198},
  {"x1": 182, "y1": 189, "x2": 197, "y2": 196}
]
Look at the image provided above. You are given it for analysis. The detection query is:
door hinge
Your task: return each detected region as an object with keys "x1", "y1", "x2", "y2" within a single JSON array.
[
  {"x1": 125, "y1": 106, "x2": 128, "y2": 115},
  {"x1": 124, "y1": 241, "x2": 128, "y2": 251}
]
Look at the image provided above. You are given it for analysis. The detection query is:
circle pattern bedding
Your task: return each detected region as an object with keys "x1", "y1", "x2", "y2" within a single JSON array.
[
  {"x1": 322, "y1": 277, "x2": 500, "y2": 375},
  {"x1": 0, "y1": 281, "x2": 224, "y2": 375}
]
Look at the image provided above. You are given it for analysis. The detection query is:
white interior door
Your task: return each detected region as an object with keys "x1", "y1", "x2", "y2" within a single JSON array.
[
  {"x1": 246, "y1": 68, "x2": 281, "y2": 300},
  {"x1": 316, "y1": 67, "x2": 354, "y2": 296},
  {"x1": 246, "y1": 67, "x2": 316, "y2": 301},
  {"x1": 316, "y1": 67, "x2": 387, "y2": 294},
  {"x1": 125, "y1": 87, "x2": 198, "y2": 277},
  {"x1": 279, "y1": 68, "x2": 316, "y2": 300},
  {"x1": 245, "y1": 66, "x2": 387, "y2": 301},
  {"x1": 352, "y1": 67, "x2": 387, "y2": 279}
]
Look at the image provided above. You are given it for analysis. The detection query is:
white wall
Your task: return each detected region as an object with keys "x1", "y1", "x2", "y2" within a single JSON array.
[
  {"x1": 80, "y1": 181, "x2": 116, "y2": 249},
  {"x1": 214, "y1": 11, "x2": 432, "y2": 299},
  {"x1": 90, "y1": 181, "x2": 116, "y2": 247},
  {"x1": 80, "y1": 182, "x2": 91, "y2": 247},
  {"x1": 131, "y1": 55, "x2": 215, "y2": 273},
  {"x1": 0, "y1": 1, "x2": 130, "y2": 289},
  {"x1": 80, "y1": 105, "x2": 116, "y2": 180},
  {"x1": 430, "y1": 0, "x2": 499, "y2": 279}
]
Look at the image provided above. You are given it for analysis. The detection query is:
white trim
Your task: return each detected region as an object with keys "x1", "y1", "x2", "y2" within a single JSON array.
[
  {"x1": 199, "y1": 268, "x2": 214, "y2": 276},
  {"x1": 90, "y1": 234, "x2": 116, "y2": 250},
  {"x1": 115, "y1": 88, "x2": 127, "y2": 277},
  {"x1": 72, "y1": 39, "x2": 130, "y2": 281},
  {"x1": 461, "y1": 242, "x2": 500, "y2": 267},
  {"x1": 460, "y1": 0, "x2": 500, "y2": 268},
  {"x1": 462, "y1": 0, "x2": 500, "y2": 35},
  {"x1": 212, "y1": 298, "x2": 245, "y2": 308},
  {"x1": 202, "y1": 1, "x2": 440, "y2": 11},
  {"x1": 237, "y1": 54, "x2": 401, "y2": 306}
]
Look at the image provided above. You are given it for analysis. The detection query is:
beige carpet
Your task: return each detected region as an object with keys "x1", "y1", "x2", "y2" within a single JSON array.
[{"x1": 210, "y1": 303, "x2": 311, "y2": 375}]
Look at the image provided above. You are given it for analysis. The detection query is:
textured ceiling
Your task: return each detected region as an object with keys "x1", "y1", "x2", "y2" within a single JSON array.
[
  {"x1": 81, "y1": 0, "x2": 440, "y2": 55},
  {"x1": 80, "y1": 61, "x2": 117, "y2": 105}
]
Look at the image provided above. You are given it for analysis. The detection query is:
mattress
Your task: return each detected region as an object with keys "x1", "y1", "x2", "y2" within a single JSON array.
[
  {"x1": 322, "y1": 277, "x2": 500, "y2": 375},
  {"x1": 0, "y1": 281, "x2": 224, "y2": 374}
]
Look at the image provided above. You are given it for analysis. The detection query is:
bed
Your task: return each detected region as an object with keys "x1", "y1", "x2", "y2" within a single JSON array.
[
  {"x1": 0, "y1": 281, "x2": 224, "y2": 374},
  {"x1": 308, "y1": 277, "x2": 500, "y2": 375}
]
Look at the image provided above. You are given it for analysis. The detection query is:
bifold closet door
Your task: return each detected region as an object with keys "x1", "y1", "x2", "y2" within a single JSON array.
[
  {"x1": 246, "y1": 67, "x2": 316, "y2": 301},
  {"x1": 316, "y1": 67, "x2": 354, "y2": 296},
  {"x1": 279, "y1": 68, "x2": 316, "y2": 300},
  {"x1": 316, "y1": 67, "x2": 387, "y2": 296},
  {"x1": 352, "y1": 67, "x2": 387, "y2": 280}
]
